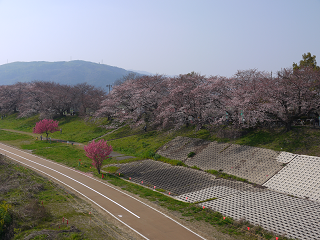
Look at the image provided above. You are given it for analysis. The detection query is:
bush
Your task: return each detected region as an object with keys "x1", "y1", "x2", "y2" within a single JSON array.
[
  {"x1": 0, "y1": 202, "x2": 12, "y2": 234},
  {"x1": 187, "y1": 152, "x2": 196, "y2": 158}
]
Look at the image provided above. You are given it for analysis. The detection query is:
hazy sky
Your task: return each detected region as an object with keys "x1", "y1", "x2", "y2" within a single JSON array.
[{"x1": 1, "y1": 0, "x2": 319, "y2": 77}]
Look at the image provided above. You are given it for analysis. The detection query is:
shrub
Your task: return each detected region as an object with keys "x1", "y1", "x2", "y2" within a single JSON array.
[
  {"x1": 187, "y1": 152, "x2": 196, "y2": 158},
  {"x1": 0, "y1": 201, "x2": 12, "y2": 234}
]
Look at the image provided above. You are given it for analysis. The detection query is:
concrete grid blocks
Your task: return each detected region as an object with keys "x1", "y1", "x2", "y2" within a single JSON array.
[
  {"x1": 185, "y1": 140, "x2": 282, "y2": 185},
  {"x1": 276, "y1": 151, "x2": 298, "y2": 163},
  {"x1": 263, "y1": 155, "x2": 320, "y2": 202},
  {"x1": 107, "y1": 159, "x2": 219, "y2": 196},
  {"x1": 202, "y1": 189, "x2": 320, "y2": 240},
  {"x1": 156, "y1": 136, "x2": 211, "y2": 161},
  {"x1": 106, "y1": 156, "x2": 320, "y2": 239},
  {"x1": 176, "y1": 178, "x2": 253, "y2": 203}
]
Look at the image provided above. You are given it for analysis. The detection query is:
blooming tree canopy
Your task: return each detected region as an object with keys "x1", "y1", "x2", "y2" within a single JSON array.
[
  {"x1": 96, "y1": 65, "x2": 320, "y2": 132},
  {"x1": 84, "y1": 140, "x2": 113, "y2": 174},
  {"x1": 0, "y1": 81, "x2": 106, "y2": 118},
  {"x1": 33, "y1": 119, "x2": 59, "y2": 139}
]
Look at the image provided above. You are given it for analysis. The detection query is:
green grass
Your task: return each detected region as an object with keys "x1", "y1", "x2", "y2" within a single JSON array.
[
  {"x1": 187, "y1": 151, "x2": 196, "y2": 157},
  {"x1": 0, "y1": 114, "x2": 39, "y2": 132},
  {"x1": 0, "y1": 118, "x2": 301, "y2": 239},
  {"x1": 0, "y1": 113, "x2": 112, "y2": 143},
  {"x1": 104, "y1": 166, "x2": 119, "y2": 173},
  {"x1": 233, "y1": 126, "x2": 320, "y2": 156},
  {"x1": 102, "y1": 127, "x2": 187, "y2": 166},
  {"x1": 0, "y1": 201, "x2": 11, "y2": 234},
  {"x1": 3, "y1": 112, "x2": 320, "y2": 158},
  {"x1": 0, "y1": 156, "x2": 118, "y2": 240},
  {"x1": 191, "y1": 165, "x2": 201, "y2": 170},
  {"x1": 0, "y1": 130, "x2": 33, "y2": 141},
  {"x1": 50, "y1": 116, "x2": 112, "y2": 143},
  {"x1": 206, "y1": 169, "x2": 249, "y2": 183},
  {"x1": 20, "y1": 141, "x2": 94, "y2": 171}
]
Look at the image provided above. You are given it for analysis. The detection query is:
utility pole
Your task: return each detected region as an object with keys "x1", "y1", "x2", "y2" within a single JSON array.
[{"x1": 106, "y1": 84, "x2": 112, "y2": 94}]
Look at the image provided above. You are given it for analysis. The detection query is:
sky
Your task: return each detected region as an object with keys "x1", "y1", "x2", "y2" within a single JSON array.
[{"x1": 0, "y1": 0, "x2": 319, "y2": 77}]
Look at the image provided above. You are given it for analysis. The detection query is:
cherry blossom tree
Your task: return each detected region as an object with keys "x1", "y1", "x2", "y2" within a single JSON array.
[
  {"x1": 16, "y1": 81, "x2": 106, "y2": 118},
  {"x1": 154, "y1": 72, "x2": 206, "y2": 129},
  {"x1": 95, "y1": 67, "x2": 320, "y2": 133},
  {"x1": 254, "y1": 67, "x2": 320, "y2": 131},
  {"x1": 33, "y1": 119, "x2": 59, "y2": 140},
  {"x1": 190, "y1": 75, "x2": 234, "y2": 129},
  {"x1": 96, "y1": 75, "x2": 166, "y2": 127},
  {"x1": 84, "y1": 140, "x2": 113, "y2": 174},
  {"x1": 74, "y1": 83, "x2": 106, "y2": 116},
  {"x1": 19, "y1": 81, "x2": 58, "y2": 118},
  {"x1": 223, "y1": 69, "x2": 272, "y2": 128},
  {"x1": 0, "y1": 82, "x2": 27, "y2": 114}
]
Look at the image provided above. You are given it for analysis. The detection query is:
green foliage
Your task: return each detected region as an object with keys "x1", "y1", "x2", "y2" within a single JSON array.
[
  {"x1": 0, "y1": 157, "x2": 115, "y2": 240},
  {"x1": 0, "y1": 130, "x2": 33, "y2": 141},
  {"x1": 0, "y1": 115, "x2": 298, "y2": 240},
  {"x1": 141, "y1": 142, "x2": 150, "y2": 148},
  {"x1": 49, "y1": 116, "x2": 112, "y2": 143},
  {"x1": 155, "y1": 188, "x2": 166, "y2": 192},
  {"x1": 0, "y1": 114, "x2": 112, "y2": 143},
  {"x1": 0, "y1": 201, "x2": 12, "y2": 233},
  {"x1": 104, "y1": 166, "x2": 120, "y2": 173},
  {"x1": 206, "y1": 169, "x2": 249, "y2": 183},
  {"x1": 0, "y1": 113, "x2": 39, "y2": 132},
  {"x1": 191, "y1": 165, "x2": 200, "y2": 170},
  {"x1": 21, "y1": 141, "x2": 92, "y2": 171},
  {"x1": 194, "y1": 198, "x2": 217, "y2": 204},
  {"x1": 187, "y1": 152, "x2": 196, "y2": 158},
  {"x1": 235, "y1": 129, "x2": 274, "y2": 146},
  {"x1": 293, "y1": 52, "x2": 320, "y2": 70}
]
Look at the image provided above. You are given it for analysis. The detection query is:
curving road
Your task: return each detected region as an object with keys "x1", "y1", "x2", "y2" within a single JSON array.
[{"x1": 0, "y1": 142, "x2": 207, "y2": 240}]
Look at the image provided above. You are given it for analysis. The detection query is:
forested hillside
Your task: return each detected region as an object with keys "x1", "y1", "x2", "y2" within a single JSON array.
[{"x1": 0, "y1": 60, "x2": 140, "y2": 90}]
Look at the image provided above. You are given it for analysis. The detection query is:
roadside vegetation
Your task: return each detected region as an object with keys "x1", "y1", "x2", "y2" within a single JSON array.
[
  {"x1": 0, "y1": 53, "x2": 318, "y2": 239},
  {"x1": 0, "y1": 155, "x2": 133, "y2": 240},
  {"x1": 0, "y1": 113, "x2": 112, "y2": 143},
  {"x1": 0, "y1": 114, "x2": 308, "y2": 239}
]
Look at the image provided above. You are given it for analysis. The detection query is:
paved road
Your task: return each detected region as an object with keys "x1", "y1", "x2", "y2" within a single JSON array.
[{"x1": 0, "y1": 142, "x2": 206, "y2": 240}]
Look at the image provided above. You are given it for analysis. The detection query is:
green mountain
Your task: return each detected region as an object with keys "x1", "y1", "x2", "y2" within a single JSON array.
[{"x1": 0, "y1": 60, "x2": 141, "y2": 90}]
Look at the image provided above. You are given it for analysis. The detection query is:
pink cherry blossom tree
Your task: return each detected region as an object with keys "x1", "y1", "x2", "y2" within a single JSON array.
[
  {"x1": 252, "y1": 67, "x2": 320, "y2": 131},
  {"x1": 96, "y1": 75, "x2": 167, "y2": 128},
  {"x1": 223, "y1": 69, "x2": 271, "y2": 128},
  {"x1": 154, "y1": 72, "x2": 206, "y2": 129},
  {"x1": 33, "y1": 119, "x2": 59, "y2": 140},
  {"x1": 84, "y1": 140, "x2": 113, "y2": 174},
  {"x1": 0, "y1": 82, "x2": 27, "y2": 114}
]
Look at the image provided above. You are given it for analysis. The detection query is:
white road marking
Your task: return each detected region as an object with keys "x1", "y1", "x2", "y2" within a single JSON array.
[
  {"x1": 2, "y1": 154, "x2": 149, "y2": 240},
  {"x1": 0, "y1": 147, "x2": 140, "y2": 218},
  {"x1": 0, "y1": 142, "x2": 207, "y2": 240}
]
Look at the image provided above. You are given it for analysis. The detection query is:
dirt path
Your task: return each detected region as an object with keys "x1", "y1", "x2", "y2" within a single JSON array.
[{"x1": 1, "y1": 128, "x2": 39, "y2": 137}]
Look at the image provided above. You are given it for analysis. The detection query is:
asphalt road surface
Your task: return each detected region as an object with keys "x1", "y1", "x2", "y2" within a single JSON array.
[{"x1": 0, "y1": 142, "x2": 206, "y2": 240}]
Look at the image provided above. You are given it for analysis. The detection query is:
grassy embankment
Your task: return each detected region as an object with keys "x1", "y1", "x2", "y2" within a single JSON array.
[
  {"x1": 0, "y1": 146, "x2": 134, "y2": 239},
  {"x1": 0, "y1": 113, "x2": 112, "y2": 143},
  {"x1": 1, "y1": 114, "x2": 315, "y2": 239}
]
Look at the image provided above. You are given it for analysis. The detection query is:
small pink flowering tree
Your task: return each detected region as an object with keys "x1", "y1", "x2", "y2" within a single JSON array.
[
  {"x1": 33, "y1": 119, "x2": 59, "y2": 140},
  {"x1": 84, "y1": 140, "x2": 113, "y2": 174}
]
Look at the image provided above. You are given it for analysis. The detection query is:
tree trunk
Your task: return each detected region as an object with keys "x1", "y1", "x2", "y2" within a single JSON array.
[{"x1": 285, "y1": 121, "x2": 292, "y2": 132}]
